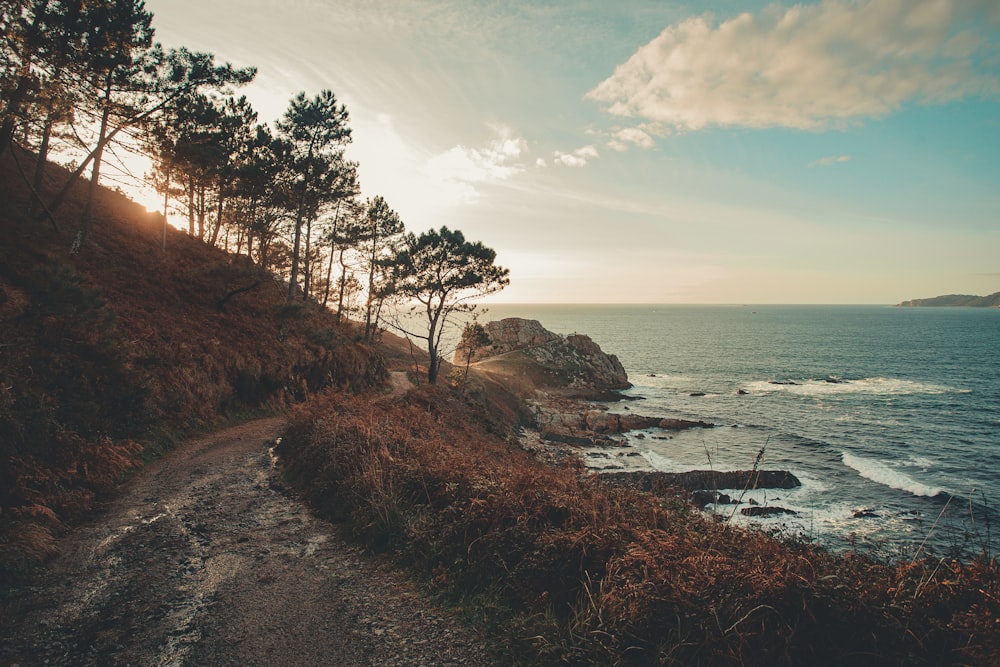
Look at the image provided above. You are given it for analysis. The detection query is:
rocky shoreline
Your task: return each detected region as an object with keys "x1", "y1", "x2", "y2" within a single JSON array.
[{"x1": 465, "y1": 318, "x2": 802, "y2": 513}]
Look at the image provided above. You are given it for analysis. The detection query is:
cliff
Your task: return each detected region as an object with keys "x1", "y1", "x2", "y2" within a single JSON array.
[{"x1": 898, "y1": 292, "x2": 1000, "y2": 307}]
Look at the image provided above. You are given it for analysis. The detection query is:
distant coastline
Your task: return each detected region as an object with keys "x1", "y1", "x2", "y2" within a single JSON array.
[{"x1": 897, "y1": 291, "x2": 1000, "y2": 307}]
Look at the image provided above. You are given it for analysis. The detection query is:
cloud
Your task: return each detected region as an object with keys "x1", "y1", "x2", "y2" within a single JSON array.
[
  {"x1": 610, "y1": 126, "x2": 657, "y2": 151},
  {"x1": 554, "y1": 144, "x2": 599, "y2": 167},
  {"x1": 425, "y1": 126, "x2": 528, "y2": 202},
  {"x1": 587, "y1": 0, "x2": 1000, "y2": 131},
  {"x1": 809, "y1": 154, "x2": 851, "y2": 167}
]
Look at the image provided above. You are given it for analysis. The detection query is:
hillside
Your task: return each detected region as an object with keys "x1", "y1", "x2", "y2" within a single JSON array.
[
  {"x1": 898, "y1": 292, "x2": 1000, "y2": 307},
  {"x1": 0, "y1": 148, "x2": 386, "y2": 579},
  {"x1": 3, "y1": 148, "x2": 999, "y2": 665}
]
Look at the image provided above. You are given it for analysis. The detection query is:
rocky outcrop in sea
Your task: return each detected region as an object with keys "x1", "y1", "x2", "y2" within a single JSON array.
[{"x1": 458, "y1": 318, "x2": 630, "y2": 397}]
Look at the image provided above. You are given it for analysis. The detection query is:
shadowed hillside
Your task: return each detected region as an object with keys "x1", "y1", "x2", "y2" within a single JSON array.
[{"x1": 0, "y1": 148, "x2": 386, "y2": 580}]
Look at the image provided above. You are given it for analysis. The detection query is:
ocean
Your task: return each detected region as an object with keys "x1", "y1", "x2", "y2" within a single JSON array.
[{"x1": 478, "y1": 304, "x2": 1000, "y2": 559}]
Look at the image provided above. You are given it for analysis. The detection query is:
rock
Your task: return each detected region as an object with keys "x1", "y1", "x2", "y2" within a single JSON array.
[
  {"x1": 737, "y1": 389, "x2": 749, "y2": 395},
  {"x1": 463, "y1": 318, "x2": 560, "y2": 360},
  {"x1": 657, "y1": 418, "x2": 715, "y2": 430},
  {"x1": 691, "y1": 491, "x2": 736, "y2": 507},
  {"x1": 691, "y1": 490, "x2": 718, "y2": 507},
  {"x1": 599, "y1": 470, "x2": 802, "y2": 494},
  {"x1": 539, "y1": 430, "x2": 595, "y2": 447},
  {"x1": 852, "y1": 508, "x2": 879, "y2": 519},
  {"x1": 740, "y1": 506, "x2": 797, "y2": 517},
  {"x1": 458, "y1": 318, "x2": 630, "y2": 394}
]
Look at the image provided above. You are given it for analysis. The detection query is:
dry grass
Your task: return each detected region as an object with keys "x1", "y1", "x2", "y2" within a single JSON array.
[
  {"x1": 280, "y1": 386, "x2": 999, "y2": 666},
  {"x1": 0, "y1": 149, "x2": 385, "y2": 585}
]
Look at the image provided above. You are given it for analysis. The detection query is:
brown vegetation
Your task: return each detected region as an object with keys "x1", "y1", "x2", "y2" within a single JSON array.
[
  {"x1": 3, "y1": 146, "x2": 997, "y2": 664},
  {"x1": 280, "y1": 386, "x2": 999, "y2": 665},
  {"x1": 0, "y1": 148, "x2": 384, "y2": 583}
]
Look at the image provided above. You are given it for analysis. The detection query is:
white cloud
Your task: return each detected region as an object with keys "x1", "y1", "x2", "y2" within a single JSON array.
[
  {"x1": 809, "y1": 154, "x2": 851, "y2": 167},
  {"x1": 614, "y1": 126, "x2": 656, "y2": 149},
  {"x1": 587, "y1": 0, "x2": 1000, "y2": 131},
  {"x1": 424, "y1": 126, "x2": 528, "y2": 203},
  {"x1": 554, "y1": 144, "x2": 599, "y2": 167}
]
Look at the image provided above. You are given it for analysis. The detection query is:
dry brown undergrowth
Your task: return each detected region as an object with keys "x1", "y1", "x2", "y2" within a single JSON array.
[{"x1": 280, "y1": 386, "x2": 1000, "y2": 666}]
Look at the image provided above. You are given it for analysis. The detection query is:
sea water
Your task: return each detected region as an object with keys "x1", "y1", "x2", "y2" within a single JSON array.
[{"x1": 479, "y1": 304, "x2": 1000, "y2": 558}]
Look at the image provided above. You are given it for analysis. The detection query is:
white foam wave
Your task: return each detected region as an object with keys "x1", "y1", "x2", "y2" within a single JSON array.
[
  {"x1": 641, "y1": 450, "x2": 686, "y2": 472},
  {"x1": 746, "y1": 377, "x2": 959, "y2": 397},
  {"x1": 630, "y1": 373, "x2": 695, "y2": 390},
  {"x1": 842, "y1": 452, "x2": 945, "y2": 497}
]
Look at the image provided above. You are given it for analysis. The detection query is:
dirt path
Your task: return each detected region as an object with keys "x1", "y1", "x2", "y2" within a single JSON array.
[{"x1": 0, "y1": 417, "x2": 495, "y2": 666}]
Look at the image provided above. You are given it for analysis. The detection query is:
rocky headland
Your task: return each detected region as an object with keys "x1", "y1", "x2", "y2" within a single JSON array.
[
  {"x1": 897, "y1": 291, "x2": 1000, "y2": 307},
  {"x1": 461, "y1": 317, "x2": 801, "y2": 507},
  {"x1": 458, "y1": 317, "x2": 630, "y2": 399}
]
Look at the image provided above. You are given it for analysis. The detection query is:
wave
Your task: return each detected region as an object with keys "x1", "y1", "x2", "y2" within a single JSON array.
[
  {"x1": 747, "y1": 377, "x2": 961, "y2": 397},
  {"x1": 629, "y1": 373, "x2": 696, "y2": 391},
  {"x1": 841, "y1": 451, "x2": 945, "y2": 498},
  {"x1": 641, "y1": 450, "x2": 687, "y2": 473}
]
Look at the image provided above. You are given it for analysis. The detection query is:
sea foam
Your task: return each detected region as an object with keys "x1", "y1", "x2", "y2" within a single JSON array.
[
  {"x1": 641, "y1": 450, "x2": 686, "y2": 473},
  {"x1": 842, "y1": 451, "x2": 945, "y2": 498},
  {"x1": 747, "y1": 377, "x2": 959, "y2": 397}
]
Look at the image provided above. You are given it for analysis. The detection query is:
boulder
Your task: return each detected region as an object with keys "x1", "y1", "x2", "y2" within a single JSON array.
[{"x1": 691, "y1": 490, "x2": 735, "y2": 508}]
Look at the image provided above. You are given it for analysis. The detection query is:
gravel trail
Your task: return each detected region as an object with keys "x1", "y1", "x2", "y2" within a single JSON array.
[{"x1": 0, "y1": 417, "x2": 495, "y2": 666}]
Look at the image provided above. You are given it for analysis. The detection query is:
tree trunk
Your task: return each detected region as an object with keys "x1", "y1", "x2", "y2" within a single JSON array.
[
  {"x1": 302, "y1": 215, "x2": 313, "y2": 300},
  {"x1": 28, "y1": 111, "x2": 54, "y2": 216},
  {"x1": 363, "y1": 228, "x2": 379, "y2": 339},
  {"x1": 321, "y1": 200, "x2": 341, "y2": 308},
  {"x1": 322, "y1": 240, "x2": 336, "y2": 308},
  {"x1": 161, "y1": 157, "x2": 172, "y2": 251},
  {"x1": 0, "y1": 1, "x2": 52, "y2": 159},
  {"x1": 209, "y1": 179, "x2": 224, "y2": 247},
  {"x1": 425, "y1": 308, "x2": 443, "y2": 384},
  {"x1": 72, "y1": 77, "x2": 112, "y2": 255},
  {"x1": 286, "y1": 144, "x2": 315, "y2": 303},
  {"x1": 186, "y1": 174, "x2": 195, "y2": 236},
  {"x1": 336, "y1": 251, "x2": 349, "y2": 323},
  {"x1": 197, "y1": 183, "x2": 206, "y2": 240}
]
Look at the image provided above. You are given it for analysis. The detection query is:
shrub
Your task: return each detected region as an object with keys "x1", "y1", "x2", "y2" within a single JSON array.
[{"x1": 279, "y1": 386, "x2": 1000, "y2": 666}]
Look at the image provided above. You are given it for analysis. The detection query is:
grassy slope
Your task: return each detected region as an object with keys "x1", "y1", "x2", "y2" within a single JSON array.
[
  {"x1": 281, "y1": 387, "x2": 1000, "y2": 666},
  {"x1": 0, "y1": 148, "x2": 385, "y2": 580}
]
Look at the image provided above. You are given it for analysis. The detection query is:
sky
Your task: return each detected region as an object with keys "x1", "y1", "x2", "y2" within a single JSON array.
[{"x1": 142, "y1": 0, "x2": 1000, "y2": 304}]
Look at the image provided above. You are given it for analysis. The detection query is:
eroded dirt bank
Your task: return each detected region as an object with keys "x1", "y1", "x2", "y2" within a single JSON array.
[{"x1": 0, "y1": 417, "x2": 493, "y2": 666}]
